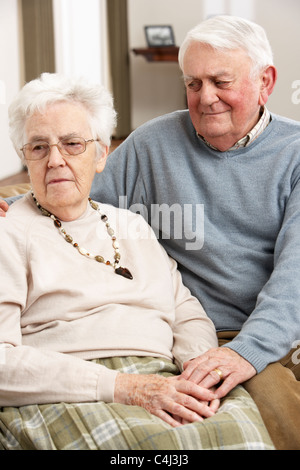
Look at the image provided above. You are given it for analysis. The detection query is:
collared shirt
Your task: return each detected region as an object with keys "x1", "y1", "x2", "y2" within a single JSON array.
[{"x1": 198, "y1": 107, "x2": 271, "y2": 151}]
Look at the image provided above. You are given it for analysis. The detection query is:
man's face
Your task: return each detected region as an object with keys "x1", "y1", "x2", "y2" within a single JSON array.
[{"x1": 183, "y1": 43, "x2": 265, "y2": 151}]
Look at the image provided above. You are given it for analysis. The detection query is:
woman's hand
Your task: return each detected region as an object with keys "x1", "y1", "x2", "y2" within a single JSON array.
[
  {"x1": 114, "y1": 373, "x2": 218, "y2": 427},
  {"x1": 0, "y1": 200, "x2": 9, "y2": 217},
  {"x1": 181, "y1": 347, "x2": 256, "y2": 399}
]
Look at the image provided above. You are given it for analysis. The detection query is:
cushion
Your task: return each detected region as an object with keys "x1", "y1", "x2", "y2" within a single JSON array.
[{"x1": 0, "y1": 183, "x2": 31, "y2": 198}]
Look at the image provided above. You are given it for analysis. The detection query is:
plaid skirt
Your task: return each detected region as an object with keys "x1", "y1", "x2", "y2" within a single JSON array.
[{"x1": 0, "y1": 356, "x2": 274, "y2": 450}]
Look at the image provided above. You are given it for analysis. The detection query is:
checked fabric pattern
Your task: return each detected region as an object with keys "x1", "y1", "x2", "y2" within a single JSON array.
[{"x1": 0, "y1": 356, "x2": 274, "y2": 450}]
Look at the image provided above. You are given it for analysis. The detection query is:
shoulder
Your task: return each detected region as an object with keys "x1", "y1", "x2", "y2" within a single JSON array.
[
  {"x1": 134, "y1": 109, "x2": 193, "y2": 137},
  {"x1": 0, "y1": 192, "x2": 40, "y2": 255},
  {"x1": 109, "y1": 110, "x2": 196, "y2": 170},
  {"x1": 270, "y1": 113, "x2": 300, "y2": 138},
  {"x1": 0, "y1": 193, "x2": 43, "y2": 248},
  {"x1": 102, "y1": 110, "x2": 195, "y2": 186},
  {"x1": 115, "y1": 110, "x2": 193, "y2": 150},
  {"x1": 100, "y1": 203, "x2": 176, "y2": 268},
  {"x1": 98, "y1": 203, "x2": 156, "y2": 240},
  {"x1": 1, "y1": 192, "x2": 37, "y2": 227}
]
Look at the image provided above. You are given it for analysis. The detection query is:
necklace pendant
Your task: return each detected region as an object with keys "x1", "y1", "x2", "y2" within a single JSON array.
[{"x1": 115, "y1": 266, "x2": 133, "y2": 280}]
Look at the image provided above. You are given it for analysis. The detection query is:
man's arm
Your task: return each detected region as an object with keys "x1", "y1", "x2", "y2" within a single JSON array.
[{"x1": 182, "y1": 173, "x2": 300, "y2": 396}]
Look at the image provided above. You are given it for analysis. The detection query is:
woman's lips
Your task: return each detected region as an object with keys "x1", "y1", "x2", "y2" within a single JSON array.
[{"x1": 47, "y1": 178, "x2": 71, "y2": 185}]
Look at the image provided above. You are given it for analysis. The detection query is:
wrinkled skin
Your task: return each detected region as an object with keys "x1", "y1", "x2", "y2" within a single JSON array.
[
  {"x1": 114, "y1": 371, "x2": 220, "y2": 428},
  {"x1": 181, "y1": 347, "x2": 256, "y2": 399}
]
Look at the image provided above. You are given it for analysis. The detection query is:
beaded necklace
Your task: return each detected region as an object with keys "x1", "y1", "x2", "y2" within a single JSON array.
[{"x1": 31, "y1": 192, "x2": 133, "y2": 280}]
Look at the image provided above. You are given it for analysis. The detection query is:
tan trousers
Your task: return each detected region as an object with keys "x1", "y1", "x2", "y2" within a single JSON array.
[{"x1": 218, "y1": 332, "x2": 300, "y2": 450}]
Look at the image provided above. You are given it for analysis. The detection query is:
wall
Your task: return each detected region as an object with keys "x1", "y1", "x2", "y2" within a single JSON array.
[
  {"x1": 0, "y1": 0, "x2": 23, "y2": 180},
  {"x1": 128, "y1": 0, "x2": 300, "y2": 129},
  {"x1": 128, "y1": 0, "x2": 198, "y2": 129},
  {"x1": 255, "y1": 0, "x2": 300, "y2": 120}
]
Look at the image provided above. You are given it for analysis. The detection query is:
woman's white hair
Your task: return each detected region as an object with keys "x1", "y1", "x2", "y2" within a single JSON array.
[
  {"x1": 9, "y1": 73, "x2": 117, "y2": 160},
  {"x1": 178, "y1": 15, "x2": 274, "y2": 77}
]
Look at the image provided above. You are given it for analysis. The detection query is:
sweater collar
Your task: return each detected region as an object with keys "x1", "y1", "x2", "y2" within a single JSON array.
[{"x1": 197, "y1": 106, "x2": 271, "y2": 152}]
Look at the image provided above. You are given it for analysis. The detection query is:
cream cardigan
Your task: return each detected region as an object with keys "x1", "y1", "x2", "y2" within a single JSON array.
[{"x1": 0, "y1": 193, "x2": 217, "y2": 406}]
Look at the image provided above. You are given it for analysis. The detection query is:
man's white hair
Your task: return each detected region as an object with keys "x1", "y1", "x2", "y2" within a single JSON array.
[
  {"x1": 9, "y1": 73, "x2": 117, "y2": 161},
  {"x1": 178, "y1": 15, "x2": 274, "y2": 77}
]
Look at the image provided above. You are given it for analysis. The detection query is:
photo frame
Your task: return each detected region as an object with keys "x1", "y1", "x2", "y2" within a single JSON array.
[{"x1": 144, "y1": 25, "x2": 175, "y2": 47}]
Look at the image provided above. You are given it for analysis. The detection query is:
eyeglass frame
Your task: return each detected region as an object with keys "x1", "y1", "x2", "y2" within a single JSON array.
[{"x1": 20, "y1": 137, "x2": 99, "y2": 161}]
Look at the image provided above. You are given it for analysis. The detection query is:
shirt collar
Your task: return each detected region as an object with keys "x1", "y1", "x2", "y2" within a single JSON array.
[{"x1": 197, "y1": 107, "x2": 271, "y2": 151}]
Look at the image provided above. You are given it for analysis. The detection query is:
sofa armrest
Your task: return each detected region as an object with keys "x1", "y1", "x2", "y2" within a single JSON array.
[{"x1": 0, "y1": 183, "x2": 31, "y2": 198}]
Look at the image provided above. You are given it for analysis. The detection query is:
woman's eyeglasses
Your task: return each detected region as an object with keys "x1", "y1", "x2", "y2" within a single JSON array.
[{"x1": 20, "y1": 137, "x2": 98, "y2": 161}]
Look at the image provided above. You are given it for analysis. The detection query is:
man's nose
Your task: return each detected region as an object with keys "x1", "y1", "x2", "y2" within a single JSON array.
[{"x1": 199, "y1": 83, "x2": 219, "y2": 107}]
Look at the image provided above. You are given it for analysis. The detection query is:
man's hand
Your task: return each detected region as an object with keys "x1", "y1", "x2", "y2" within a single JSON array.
[
  {"x1": 0, "y1": 199, "x2": 9, "y2": 217},
  {"x1": 181, "y1": 347, "x2": 256, "y2": 399}
]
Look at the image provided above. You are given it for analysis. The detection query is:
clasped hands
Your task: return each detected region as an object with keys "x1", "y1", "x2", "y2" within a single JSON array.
[{"x1": 114, "y1": 347, "x2": 256, "y2": 428}]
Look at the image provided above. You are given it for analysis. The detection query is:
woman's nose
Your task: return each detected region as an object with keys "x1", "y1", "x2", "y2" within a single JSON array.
[{"x1": 47, "y1": 144, "x2": 66, "y2": 167}]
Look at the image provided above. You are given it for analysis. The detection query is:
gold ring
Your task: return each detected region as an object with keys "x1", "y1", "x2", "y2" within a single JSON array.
[{"x1": 214, "y1": 368, "x2": 223, "y2": 381}]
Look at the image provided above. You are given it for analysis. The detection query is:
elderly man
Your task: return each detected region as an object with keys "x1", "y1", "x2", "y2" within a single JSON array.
[{"x1": 1, "y1": 16, "x2": 300, "y2": 449}]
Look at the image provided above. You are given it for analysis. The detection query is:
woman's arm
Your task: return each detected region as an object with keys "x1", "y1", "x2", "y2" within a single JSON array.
[
  {"x1": 0, "y1": 216, "x2": 118, "y2": 406},
  {"x1": 0, "y1": 344, "x2": 118, "y2": 406}
]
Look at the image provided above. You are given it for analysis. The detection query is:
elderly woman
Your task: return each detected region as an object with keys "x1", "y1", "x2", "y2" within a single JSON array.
[{"x1": 0, "y1": 74, "x2": 273, "y2": 450}]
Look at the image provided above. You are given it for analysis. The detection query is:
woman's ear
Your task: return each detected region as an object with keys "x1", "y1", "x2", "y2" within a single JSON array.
[
  {"x1": 95, "y1": 145, "x2": 109, "y2": 174},
  {"x1": 259, "y1": 65, "x2": 277, "y2": 106}
]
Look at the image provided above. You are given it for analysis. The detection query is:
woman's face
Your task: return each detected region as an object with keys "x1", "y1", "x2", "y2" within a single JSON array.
[{"x1": 24, "y1": 101, "x2": 107, "y2": 221}]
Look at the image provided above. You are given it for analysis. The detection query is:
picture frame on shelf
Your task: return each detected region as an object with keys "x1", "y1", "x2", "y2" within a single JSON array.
[{"x1": 144, "y1": 25, "x2": 175, "y2": 47}]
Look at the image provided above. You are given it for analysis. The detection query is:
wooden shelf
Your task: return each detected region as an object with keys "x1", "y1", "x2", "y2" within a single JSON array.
[{"x1": 132, "y1": 47, "x2": 179, "y2": 63}]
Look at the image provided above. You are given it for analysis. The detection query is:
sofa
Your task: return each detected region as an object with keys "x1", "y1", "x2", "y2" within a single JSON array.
[{"x1": 0, "y1": 183, "x2": 31, "y2": 199}]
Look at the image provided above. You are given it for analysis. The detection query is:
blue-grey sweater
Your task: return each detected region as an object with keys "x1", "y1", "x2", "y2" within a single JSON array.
[{"x1": 91, "y1": 110, "x2": 300, "y2": 373}]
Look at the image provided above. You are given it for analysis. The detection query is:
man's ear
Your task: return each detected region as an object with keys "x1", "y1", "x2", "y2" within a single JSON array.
[
  {"x1": 259, "y1": 65, "x2": 277, "y2": 106},
  {"x1": 95, "y1": 146, "x2": 109, "y2": 174}
]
